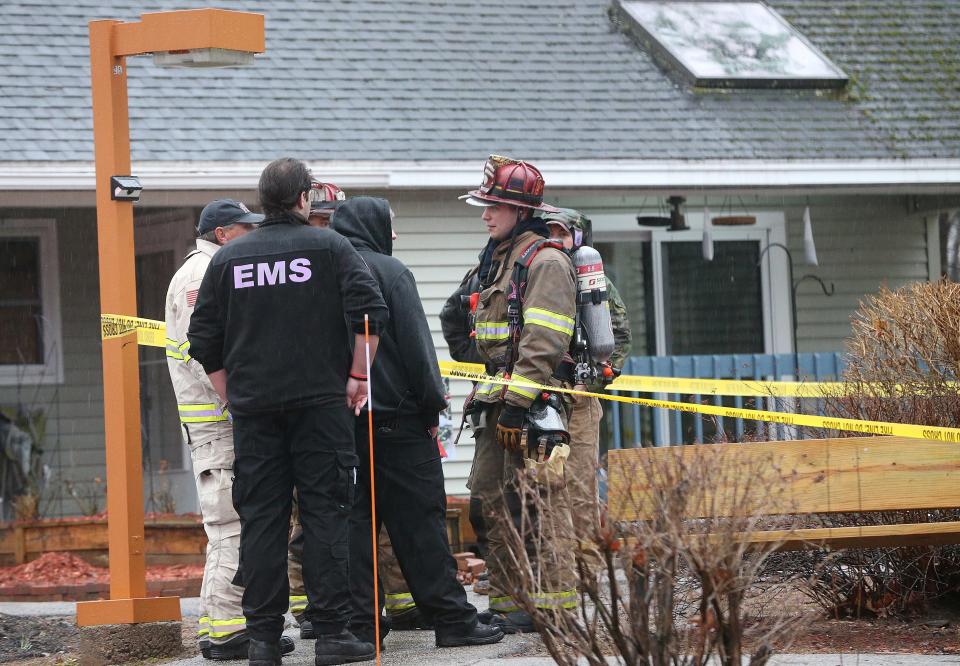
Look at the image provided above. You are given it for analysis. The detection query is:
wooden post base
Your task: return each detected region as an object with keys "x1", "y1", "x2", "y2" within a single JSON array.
[{"x1": 76, "y1": 596, "x2": 181, "y2": 626}]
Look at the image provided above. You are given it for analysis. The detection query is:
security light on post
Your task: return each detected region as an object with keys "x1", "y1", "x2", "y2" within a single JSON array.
[{"x1": 80, "y1": 8, "x2": 263, "y2": 628}]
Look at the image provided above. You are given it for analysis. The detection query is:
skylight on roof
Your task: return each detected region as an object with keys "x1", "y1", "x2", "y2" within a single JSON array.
[{"x1": 616, "y1": 1, "x2": 848, "y2": 89}]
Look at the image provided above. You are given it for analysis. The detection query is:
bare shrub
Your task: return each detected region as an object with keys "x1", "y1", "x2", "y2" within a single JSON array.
[
  {"x1": 805, "y1": 280, "x2": 960, "y2": 616},
  {"x1": 499, "y1": 445, "x2": 812, "y2": 665}
]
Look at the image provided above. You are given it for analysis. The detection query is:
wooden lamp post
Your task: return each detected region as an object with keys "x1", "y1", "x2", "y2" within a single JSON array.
[{"x1": 77, "y1": 9, "x2": 264, "y2": 627}]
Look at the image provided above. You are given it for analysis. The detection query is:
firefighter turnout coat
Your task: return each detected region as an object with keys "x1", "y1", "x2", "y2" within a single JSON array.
[
  {"x1": 472, "y1": 230, "x2": 577, "y2": 407},
  {"x1": 165, "y1": 239, "x2": 233, "y2": 474}
]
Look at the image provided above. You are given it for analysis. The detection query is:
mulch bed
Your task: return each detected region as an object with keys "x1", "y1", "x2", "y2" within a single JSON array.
[
  {"x1": 0, "y1": 553, "x2": 203, "y2": 602},
  {"x1": 0, "y1": 614, "x2": 78, "y2": 664}
]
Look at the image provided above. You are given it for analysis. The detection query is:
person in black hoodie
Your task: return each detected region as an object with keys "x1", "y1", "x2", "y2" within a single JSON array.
[{"x1": 332, "y1": 196, "x2": 504, "y2": 650}]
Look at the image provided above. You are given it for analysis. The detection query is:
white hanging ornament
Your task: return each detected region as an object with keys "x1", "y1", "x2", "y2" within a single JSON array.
[
  {"x1": 803, "y1": 205, "x2": 819, "y2": 266},
  {"x1": 702, "y1": 206, "x2": 714, "y2": 261}
]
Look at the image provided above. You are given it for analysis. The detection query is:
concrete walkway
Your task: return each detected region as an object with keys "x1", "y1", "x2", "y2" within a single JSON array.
[{"x1": 3, "y1": 594, "x2": 959, "y2": 665}]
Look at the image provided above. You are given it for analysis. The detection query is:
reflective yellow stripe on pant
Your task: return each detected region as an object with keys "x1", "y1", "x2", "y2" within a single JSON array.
[
  {"x1": 207, "y1": 617, "x2": 247, "y2": 639},
  {"x1": 490, "y1": 590, "x2": 577, "y2": 612},
  {"x1": 289, "y1": 595, "x2": 308, "y2": 615},
  {"x1": 384, "y1": 592, "x2": 416, "y2": 614},
  {"x1": 178, "y1": 403, "x2": 230, "y2": 424}
]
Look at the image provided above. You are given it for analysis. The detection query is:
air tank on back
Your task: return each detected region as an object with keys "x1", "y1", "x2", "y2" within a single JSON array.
[{"x1": 571, "y1": 245, "x2": 615, "y2": 364}]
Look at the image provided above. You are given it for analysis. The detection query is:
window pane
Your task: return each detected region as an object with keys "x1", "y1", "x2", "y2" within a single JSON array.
[
  {"x1": 0, "y1": 239, "x2": 40, "y2": 301},
  {"x1": 663, "y1": 240, "x2": 763, "y2": 355},
  {"x1": 0, "y1": 304, "x2": 42, "y2": 364},
  {"x1": 0, "y1": 238, "x2": 42, "y2": 365}
]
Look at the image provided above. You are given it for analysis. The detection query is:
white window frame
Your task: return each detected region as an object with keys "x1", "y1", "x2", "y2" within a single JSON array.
[
  {"x1": 649, "y1": 211, "x2": 792, "y2": 356},
  {"x1": 0, "y1": 218, "x2": 63, "y2": 385}
]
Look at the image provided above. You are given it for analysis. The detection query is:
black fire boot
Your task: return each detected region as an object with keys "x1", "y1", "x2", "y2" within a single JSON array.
[
  {"x1": 488, "y1": 610, "x2": 537, "y2": 634},
  {"x1": 209, "y1": 634, "x2": 296, "y2": 661},
  {"x1": 247, "y1": 638, "x2": 281, "y2": 666},
  {"x1": 300, "y1": 619, "x2": 316, "y2": 640},
  {"x1": 435, "y1": 622, "x2": 505, "y2": 647},
  {"x1": 314, "y1": 629, "x2": 375, "y2": 666},
  {"x1": 388, "y1": 606, "x2": 433, "y2": 631}
]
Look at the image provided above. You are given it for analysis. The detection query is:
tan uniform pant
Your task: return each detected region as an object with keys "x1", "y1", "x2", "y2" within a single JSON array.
[
  {"x1": 565, "y1": 394, "x2": 603, "y2": 574},
  {"x1": 467, "y1": 403, "x2": 577, "y2": 613},
  {"x1": 191, "y1": 438, "x2": 245, "y2": 645},
  {"x1": 289, "y1": 510, "x2": 412, "y2": 622}
]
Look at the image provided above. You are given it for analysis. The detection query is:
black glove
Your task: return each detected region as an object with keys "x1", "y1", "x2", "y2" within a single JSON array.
[{"x1": 496, "y1": 404, "x2": 526, "y2": 452}]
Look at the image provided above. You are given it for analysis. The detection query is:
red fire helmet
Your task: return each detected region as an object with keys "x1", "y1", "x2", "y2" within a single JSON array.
[{"x1": 459, "y1": 155, "x2": 558, "y2": 213}]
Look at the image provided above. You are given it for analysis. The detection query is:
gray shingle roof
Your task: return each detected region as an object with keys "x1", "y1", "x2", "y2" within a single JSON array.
[{"x1": 0, "y1": 0, "x2": 957, "y2": 162}]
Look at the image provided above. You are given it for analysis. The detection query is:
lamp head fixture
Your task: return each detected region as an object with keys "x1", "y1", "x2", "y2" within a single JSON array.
[{"x1": 153, "y1": 48, "x2": 255, "y2": 68}]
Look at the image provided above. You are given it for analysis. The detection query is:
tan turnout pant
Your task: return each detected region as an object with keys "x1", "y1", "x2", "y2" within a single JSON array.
[
  {"x1": 192, "y1": 437, "x2": 245, "y2": 645},
  {"x1": 467, "y1": 403, "x2": 577, "y2": 613}
]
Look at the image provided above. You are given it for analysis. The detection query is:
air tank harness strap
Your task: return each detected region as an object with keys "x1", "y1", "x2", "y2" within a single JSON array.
[{"x1": 500, "y1": 238, "x2": 566, "y2": 400}]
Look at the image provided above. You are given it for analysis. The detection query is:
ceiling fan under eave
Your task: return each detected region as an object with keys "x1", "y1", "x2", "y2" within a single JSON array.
[{"x1": 636, "y1": 195, "x2": 690, "y2": 231}]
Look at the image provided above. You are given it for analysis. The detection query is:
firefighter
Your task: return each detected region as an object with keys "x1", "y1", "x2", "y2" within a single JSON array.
[
  {"x1": 460, "y1": 155, "x2": 578, "y2": 633},
  {"x1": 541, "y1": 208, "x2": 632, "y2": 571},
  {"x1": 332, "y1": 196, "x2": 504, "y2": 649},
  {"x1": 439, "y1": 270, "x2": 492, "y2": 597},
  {"x1": 307, "y1": 179, "x2": 345, "y2": 227},
  {"x1": 164, "y1": 199, "x2": 295, "y2": 660},
  {"x1": 188, "y1": 158, "x2": 388, "y2": 666}
]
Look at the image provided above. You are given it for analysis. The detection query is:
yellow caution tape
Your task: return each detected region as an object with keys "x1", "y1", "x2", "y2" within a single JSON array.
[
  {"x1": 102, "y1": 314, "x2": 960, "y2": 441},
  {"x1": 438, "y1": 362, "x2": 960, "y2": 443},
  {"x1": 439, "y1": 361, "x2": 844, "y2": 398},
  {"x1": 100, "y1": 314, "x2": 166, "y2": 348}
]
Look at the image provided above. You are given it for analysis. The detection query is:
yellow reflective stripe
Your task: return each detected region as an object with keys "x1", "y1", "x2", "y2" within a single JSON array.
[
  {"x1": 524, "y1": 307, "x2": 575, "y2": 336},
  {"x1": 531, "y1": 590, "x2": 578, "y2": 610},
  {"x1": 289, "y1": 595, "x2": 308, "y2": 613},
  {"x1": 507, "y1": 373, "x2": 539, "y2": 400},
  {"x1": 489, "y1": 595, "x2": 521, "y2": 613},
  {"x1": 166, "y1": 337, "x2": 184, "y2": 360},
  {"x1": 475, "y1": 320, "x2": 510, "y2": 341},
  {"x1": 197, "y1": 616, "x2": 210, "y2": 637},
  {"x1": 178, "y1": 403, "x2": 229, "y2": 423},
  {"x1": 179, "y1": 339, "x2": 192, "y2": 362},
  {"x1": 475, "y1": 380, "x2": 499, "y2": 396},
  {"x1": 207, "y1": 617, "x2": 247, "y2": 638},
  {"x1": 384, "y1": 592, "x2": 416, "y2": 611}
]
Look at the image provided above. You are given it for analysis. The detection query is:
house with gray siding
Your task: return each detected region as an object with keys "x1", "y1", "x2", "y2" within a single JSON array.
[{"x1": 0, "y1": 0, "x2": 958, "y2": 516}]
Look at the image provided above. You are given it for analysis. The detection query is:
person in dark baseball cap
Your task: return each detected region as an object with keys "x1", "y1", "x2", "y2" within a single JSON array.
[{"x1": 197, "y1": 199, "x2": 264, "y2": 243}]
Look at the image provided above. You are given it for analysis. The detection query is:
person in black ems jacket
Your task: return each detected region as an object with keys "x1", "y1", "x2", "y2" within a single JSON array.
[
  {"x1": 188, "y1": 158, "x2": 389, "y2": 666},
  {"x1": 331, "y1": 197, "x2": 504, "y2": 650}
]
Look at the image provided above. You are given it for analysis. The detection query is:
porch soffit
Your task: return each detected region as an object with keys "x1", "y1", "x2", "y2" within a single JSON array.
[{"x1": 1, "y1": 160, "x2": 960, "y2": 194}]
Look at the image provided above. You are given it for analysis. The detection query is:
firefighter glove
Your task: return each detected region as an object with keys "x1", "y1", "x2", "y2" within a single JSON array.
[{"x1": 496, "y1": 404, "x2": 526, "y2": 452}]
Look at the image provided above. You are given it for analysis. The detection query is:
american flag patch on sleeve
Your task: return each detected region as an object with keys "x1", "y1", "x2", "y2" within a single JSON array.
[{"x1": 186, "y1": 289, "x2": 198, "y2": 307}]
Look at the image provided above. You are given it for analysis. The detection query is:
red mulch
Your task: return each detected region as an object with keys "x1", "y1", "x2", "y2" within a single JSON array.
[{"x1": 0, "y1": 552, "x2": 203, "y2": 586}]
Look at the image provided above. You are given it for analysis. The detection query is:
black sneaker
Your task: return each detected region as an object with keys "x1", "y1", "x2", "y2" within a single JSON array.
[
  {"x1": 488, "y1": 610, "x2": 537, "y2": 634},
  {"x1": 388, "y1": 606, "x2": 433, "y2": 630},
  {"x1": 435, "y1": 622, "x2": 505, "y2": 647},
  {"x1": 209, "y1": 634, "x2": 295, "y2": 661},
  {"x1": 314, "y1": 629, "x2": 375, "y2": 666}
]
